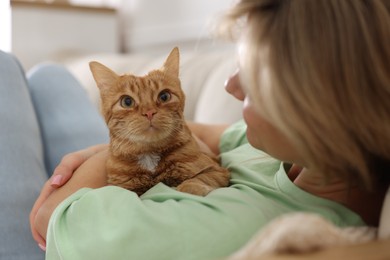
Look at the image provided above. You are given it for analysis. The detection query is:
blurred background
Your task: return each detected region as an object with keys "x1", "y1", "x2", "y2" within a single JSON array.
[{"x1": 1, "y1": 0, "x2": 235, "y2": 70}]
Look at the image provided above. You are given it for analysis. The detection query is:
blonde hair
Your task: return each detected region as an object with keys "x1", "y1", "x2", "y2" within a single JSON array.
[{"x1": 221, "y1": 0, "x2": 390, "y2": 189}]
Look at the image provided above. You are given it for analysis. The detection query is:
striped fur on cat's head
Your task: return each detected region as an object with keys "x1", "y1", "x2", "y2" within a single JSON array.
[{"x1": 89, "y1": 47, "x2": 188, "y2": 150}]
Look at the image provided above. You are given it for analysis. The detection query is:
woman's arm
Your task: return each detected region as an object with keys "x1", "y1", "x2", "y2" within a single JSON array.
[
  {"x1": 187, "y1": 122, "x2": 229, "y2": 155},
  {"x1": 32, "y1": 123, "x2": 228, "y2": 244},
  {"x1": 34, "y1": 150, "x2": 109, "y2": 240},
  {"x1": 30, "y1": 144, "x2": 108, "y2": 246}
]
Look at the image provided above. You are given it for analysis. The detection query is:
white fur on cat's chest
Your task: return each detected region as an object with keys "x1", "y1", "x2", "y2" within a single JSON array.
[{"x1": 137, "y1": 153, "x2": 161, "y2": 172}]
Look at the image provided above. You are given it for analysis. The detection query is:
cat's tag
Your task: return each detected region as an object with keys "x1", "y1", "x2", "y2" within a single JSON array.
[{"x1": 137, "y1": 153, "x2": 161, "y2": 172}]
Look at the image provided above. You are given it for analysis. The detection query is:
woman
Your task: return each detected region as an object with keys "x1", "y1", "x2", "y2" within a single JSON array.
[{"x1": 29, "y1": 0, "x2": 389, "y2": 259}]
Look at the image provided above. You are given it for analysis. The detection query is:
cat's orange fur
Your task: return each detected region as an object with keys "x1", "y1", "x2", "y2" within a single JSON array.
[{"x1": 89, "y1": 47, "x2": 230, "y2": 196}]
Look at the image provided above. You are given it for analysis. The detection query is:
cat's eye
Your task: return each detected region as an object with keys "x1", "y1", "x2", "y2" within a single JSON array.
[
  {"x1": 120, "y1": 95, "x2": 135, "y2": 108},
  {"x1": 158, "y1": 90, "x2": 171, "y2": 103}
]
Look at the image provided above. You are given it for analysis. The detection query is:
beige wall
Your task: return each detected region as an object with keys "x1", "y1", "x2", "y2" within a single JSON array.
[
  {"x1": 11, "y1": 1, "x2": 118, "y2": 69},
  {"x1": 10, "y1": 0, "x2": 233, "y2": 70}
]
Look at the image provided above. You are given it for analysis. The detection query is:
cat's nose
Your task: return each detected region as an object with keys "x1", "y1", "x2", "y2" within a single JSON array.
[{"x1": 143, "y1": 110, "x2": 157, "y2": 120}]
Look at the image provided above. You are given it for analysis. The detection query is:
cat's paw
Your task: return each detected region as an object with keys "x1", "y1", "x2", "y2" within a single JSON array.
[{"x1": 176, "y1": 180, "x2": 214, "y2": 196}]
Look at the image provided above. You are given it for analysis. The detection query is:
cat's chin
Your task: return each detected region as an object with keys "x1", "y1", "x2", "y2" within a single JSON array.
[
  {"x1": 143, "y1": 124, "x2": 160, "y2": 133},
  {"x1": 138, "y1": 126, "x2": 171, "y2": 142}
]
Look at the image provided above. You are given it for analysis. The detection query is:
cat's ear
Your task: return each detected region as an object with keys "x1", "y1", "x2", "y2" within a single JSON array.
[
  {"x1": 89, "y1": 61, "x2": 119, "y2": 91},
  {"x1": 161, "y1": 47, "x2": 180, "y2": 77}
]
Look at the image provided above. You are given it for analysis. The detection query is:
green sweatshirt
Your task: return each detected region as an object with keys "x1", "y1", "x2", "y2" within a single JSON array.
[{"x1": 46, "y1": 121, "x2": 364, "y2": 260}]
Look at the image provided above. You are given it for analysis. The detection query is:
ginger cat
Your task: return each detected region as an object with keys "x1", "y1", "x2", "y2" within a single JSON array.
[{"x1": 89, "y1": 47, "x2": 230, "y2": 196}]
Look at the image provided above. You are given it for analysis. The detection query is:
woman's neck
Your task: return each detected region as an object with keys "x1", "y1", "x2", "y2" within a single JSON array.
[{"x1": 289, "y1": 165, "x2": 386, "y2": 226}]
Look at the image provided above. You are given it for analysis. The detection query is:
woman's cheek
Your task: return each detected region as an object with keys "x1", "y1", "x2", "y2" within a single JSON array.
[
  {"x1": 243, "y1": 102, "x2": 303, "y2": 164},
  {"x1": 242, "y1": 101, "x2": 266, "y2": 149}
]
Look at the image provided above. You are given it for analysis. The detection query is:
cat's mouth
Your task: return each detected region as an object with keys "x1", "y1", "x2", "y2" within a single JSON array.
[
  {"x1": 138, "y1": 119, "x2": 169, "y2": 139},
  {"x1": 147, "y1": 121, "x2": 156, "y2": 129},
  {"x1": 146, "y1": 125, "x2": 156, "y2": 131},
  {"x1": 145, "y1": 117, "x2": 161, "y2": 130},
  {"x1": 144, "y1": 122, "x2": 160, "y2": 133},
  {"x1": 142, "y1": 124, "x2": 172, "y2": 141}
]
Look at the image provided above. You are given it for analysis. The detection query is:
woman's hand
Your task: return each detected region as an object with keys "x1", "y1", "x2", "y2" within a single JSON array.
[
  {"x1": 51, "y1": 144, "x2": 109, "y2": 187},
  {"x1": 32, "y1": 150, "x2": 109, "y2": 244},
  {"x1": 29, "y1": 144, "x2": 108, "y2": 249}
]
